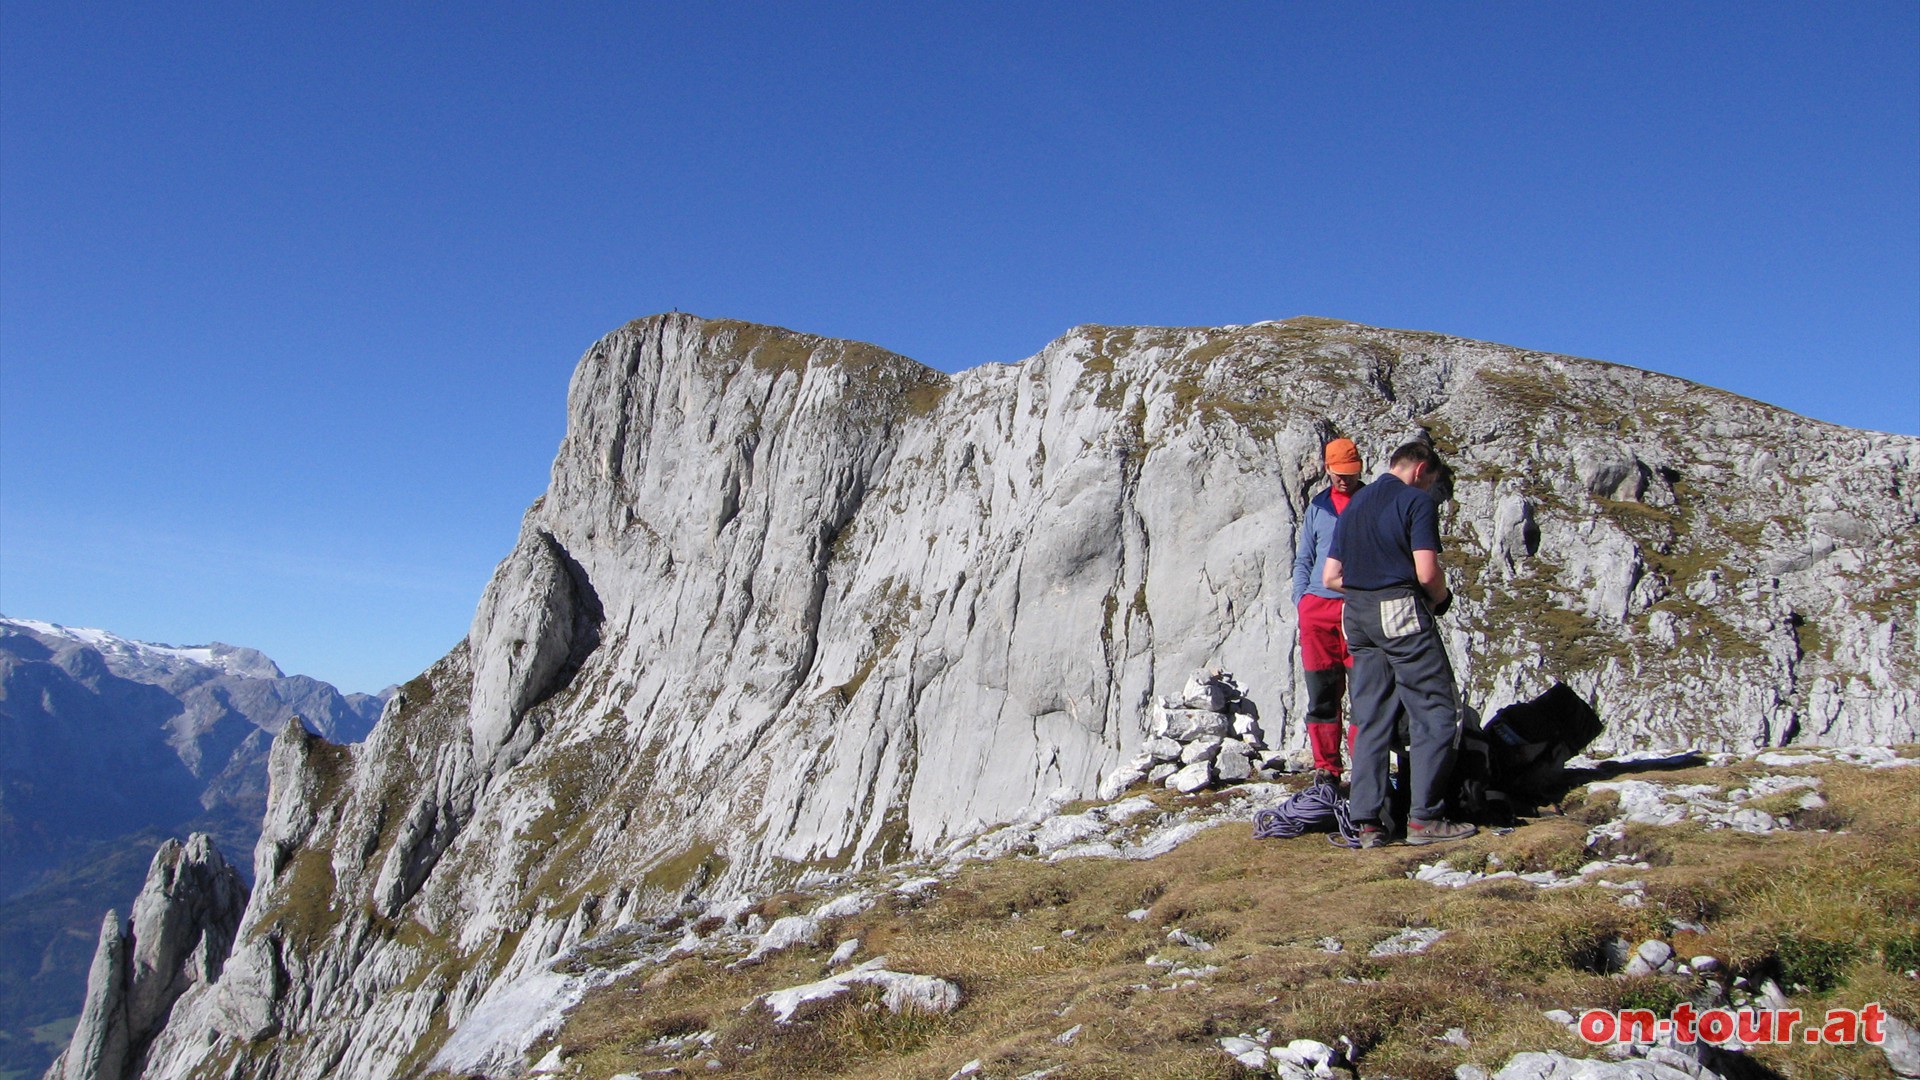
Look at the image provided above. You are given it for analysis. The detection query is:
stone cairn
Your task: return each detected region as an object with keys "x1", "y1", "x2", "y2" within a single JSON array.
[{"x1": 1100, "y1": 669, "x2": 1289, "y2": 798}]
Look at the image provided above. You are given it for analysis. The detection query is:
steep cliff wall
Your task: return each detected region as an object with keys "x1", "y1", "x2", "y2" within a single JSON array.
[
  {"x1": 44, "y1": 835, "x2": 246, "y2": 1080},
  {"x1": 123, "y1": 314, "x2": 1918, "y2": 1078}
]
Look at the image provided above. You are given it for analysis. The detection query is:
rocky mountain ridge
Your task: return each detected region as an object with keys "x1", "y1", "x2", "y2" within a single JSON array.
[
  {"x1": 0, "y1": 618, "x2": 385, "y2": 862},
  {"x1": 64, "y1": 313, "x2": 1919, "y2": 1079},
  {"x1": 0, "y1": 618, "x2": 383, "y2": 1078},
  {"x1": 44, "y1": 837, "x2": 247, "y2": 1080},
  {"x1": 3, "y1": 620, "x2": 292, "y2": 683}
]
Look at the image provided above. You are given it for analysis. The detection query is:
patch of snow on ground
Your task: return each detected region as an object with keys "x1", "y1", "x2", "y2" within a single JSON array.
[{"x1": 1, "y1": 617, "x2": 268, "y2": 675}]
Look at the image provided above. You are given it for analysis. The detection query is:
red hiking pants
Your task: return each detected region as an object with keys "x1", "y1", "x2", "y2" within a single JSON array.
[{"x1": 1298, "y1": 594, "x2": 1352, "y2": 772}]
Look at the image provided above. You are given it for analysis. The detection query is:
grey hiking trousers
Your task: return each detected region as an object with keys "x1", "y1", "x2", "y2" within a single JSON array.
[{"x1": 1341, "y1": 585, "x2": 1463, "y2": 827}]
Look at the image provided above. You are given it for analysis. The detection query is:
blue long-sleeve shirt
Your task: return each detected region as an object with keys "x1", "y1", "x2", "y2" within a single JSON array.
[{"x1": 1291, "y1": 487, "x2": 1351, "y2": 603}]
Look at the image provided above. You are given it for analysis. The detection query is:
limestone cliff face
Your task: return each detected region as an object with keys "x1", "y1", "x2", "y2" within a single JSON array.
[
  {"x1": 45, "y1": 835, "x2": 246, "y2": 1080},
  {"x1": 124, "y1": 314, "x2": 1918, "y2": 1079}
]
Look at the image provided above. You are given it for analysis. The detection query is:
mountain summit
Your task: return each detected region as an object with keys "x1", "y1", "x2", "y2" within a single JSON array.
[{"x1": 63, "y1": 314, "x2": 1919, "y2": 1079}]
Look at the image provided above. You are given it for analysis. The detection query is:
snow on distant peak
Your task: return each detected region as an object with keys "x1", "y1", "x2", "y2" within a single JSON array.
[{"x1": 0, "y1": 616, "x2": 285, "y2": 680}]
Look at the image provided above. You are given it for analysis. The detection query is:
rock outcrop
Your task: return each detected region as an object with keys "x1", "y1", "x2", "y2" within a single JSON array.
[
  {"x1": 44, "y1": 835, "x2": 247, "y2": 1080},
  {"x1": 0, "y1": 618, "x2": 384, "y2": 887},
  {"x1": 0, "y1": 620, "x2": 382, "y2": 1079},
  {"x1": 109, "y1": 314, "x2": 1919, "y2": 1079}
]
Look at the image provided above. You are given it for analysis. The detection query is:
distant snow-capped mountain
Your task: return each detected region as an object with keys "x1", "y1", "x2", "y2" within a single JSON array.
[
  {"x1": 0, "y1": 616, "x2": 385, "y2": 783},
  {"x1": 2, "y1": 617, "x2": 289, "y2": 681},
  {"x1": 0, "y1": 616, "x2": 388, "y2": 1079}
]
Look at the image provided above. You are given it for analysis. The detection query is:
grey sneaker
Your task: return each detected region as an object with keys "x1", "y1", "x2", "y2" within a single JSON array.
[
  {"x1": 1354, "y1": 824, "x2": 1387, "y2": 849},
  {"x1": 1406, "y1": 818, "x2": 1478, "y2": 846}
]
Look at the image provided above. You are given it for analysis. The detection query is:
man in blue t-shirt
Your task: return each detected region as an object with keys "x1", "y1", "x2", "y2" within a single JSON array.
[{"x1": 1323, "y1": 440, "x2": 1476, "y2": 848}]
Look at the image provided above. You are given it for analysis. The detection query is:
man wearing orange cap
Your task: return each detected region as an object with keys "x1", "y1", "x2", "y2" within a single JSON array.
[{"x1": 1291, "y1": 437, "x2": 1366, "y2": 787}]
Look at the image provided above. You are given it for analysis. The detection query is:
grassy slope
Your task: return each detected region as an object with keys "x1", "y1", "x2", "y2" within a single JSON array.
[{"x1": 496, "y1": 752, "x2": 1920, "y2": 1080}]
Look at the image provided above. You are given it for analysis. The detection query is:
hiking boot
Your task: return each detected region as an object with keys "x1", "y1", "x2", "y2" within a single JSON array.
[
  {"x1": 1405, "y1": 818, "x2": 1478, "y2": 846},
  {"x1": 1312, "y1": 768, "x2": 1340, "y2": 789},
  {"x1": 1353, "y1": 824, "x2": 1387, "y2": 849}
]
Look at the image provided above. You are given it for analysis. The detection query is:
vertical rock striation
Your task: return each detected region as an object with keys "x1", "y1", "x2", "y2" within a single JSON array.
[
  {"x1": 116, "y1": 314, "x2": 1920, "y2": 1079},
  {"x1": 45, "y1": 836, "x2": 247, "y2": 1080}
]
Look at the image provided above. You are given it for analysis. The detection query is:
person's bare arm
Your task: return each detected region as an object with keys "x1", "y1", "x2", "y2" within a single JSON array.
[
  {"x1": 1322, "y1": 556, "x2": 1345, "y2": 593},
  {"x1": 1413, "y1": 549, "x2": 1448, "y2": 607}
]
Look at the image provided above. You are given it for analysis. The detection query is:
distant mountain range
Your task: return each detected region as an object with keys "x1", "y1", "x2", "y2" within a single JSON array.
[{"x1": 0, "y1": 617, "x2": 385, "y2": 1078}]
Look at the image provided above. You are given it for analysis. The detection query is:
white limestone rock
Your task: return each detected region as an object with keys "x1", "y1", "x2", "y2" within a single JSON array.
[
  {"x1": 1271, "y1": 1039, "x2": 1347, "y2": 1080},
  {"x1": 467, "y1": 530, "x2": 592, "y2": 779},
  {"x1": 745, "y1": 915, "x2": 822, "y2": 961},
  {"x1": 1371, "y1": 927, "x2": 1445, "y2": 957},
  {"x1": 1881, "y1": 1012, "x2": 1920, "y2": 1078},
  {"x1": 1489, "y1": 1050, "x2": 1727, "y2": 1079},
  {"x1": 1492, "y1": 493, "x2": 1540, "y2": 571},
  {"x1": 1033, "y1": 813, "x2": 1109, "y2": 854},
  {"x1": 828, "y1": 939, "x2": 860, "y2": 967},
  {"x1": 1168, "y1": 760, "x2": 1214, "y2": 793},
  {"x1": 1180, "y1": 736, "x2": 1224, "y2": 764},
  {"x1": 759, "y1": 958, "x2": 960, "y2": 1022},
  {"x1": 1577, "y1": 442, "x2": 1649, "y2": 501},
  {"x1": 1216, "y1": 750, "x2": 1254, "y2": 782},
  {"x1": 1217, "y1": 1036, "x2": 1268, "y2": 1070},
  {"x1": 1155, "y1": 706, "x2": 1233, "y2": 742},
  {"x1": 1097, "y1": 764, "x2": 1147, "y2": 800},
  {"x1": 1231, "y1": 713, "x2": 1266, "y2": 744},
  {"x1": 46, "y1": 835, "x2": 248, "y2": 1080},
  {"x1": 120, "y1": 315, "x2": 1920, "y2": 1080},
  {"x1": 430, "y1": 963, "x2": 597, "y2": 1077},
  {"x1": 812, "y1": 892, "x2": 873, "y2": 920},
  {"x1": 1166, "y1": 928, "x2": 1214, "y2": 951},
  {"x1": 1142, "y1": 736, "x2": 1184, "y2": 761},
  {"x1": 49, "y1": 913, "x2": 130, "y2": 1080}
]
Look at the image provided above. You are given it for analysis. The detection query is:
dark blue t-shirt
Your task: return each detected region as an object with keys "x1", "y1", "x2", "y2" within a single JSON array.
[{"x1": 1327, "y1": 473, "x2": 1442, "y2": 590}]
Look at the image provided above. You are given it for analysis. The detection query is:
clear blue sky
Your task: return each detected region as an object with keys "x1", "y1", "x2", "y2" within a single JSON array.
[{"x1": 3, "y1": 2, "x2": 1916, "y2": 694}]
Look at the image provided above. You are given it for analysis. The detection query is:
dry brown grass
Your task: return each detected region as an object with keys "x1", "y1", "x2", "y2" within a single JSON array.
[{"x1": 533, "y1": 754, "x2": 1920, "y2": 1080}]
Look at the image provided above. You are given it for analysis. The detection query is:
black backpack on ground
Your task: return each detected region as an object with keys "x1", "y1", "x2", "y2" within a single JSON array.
[{"x1": 1453, "y1": 682, "x2": 1602, "y2": 821}]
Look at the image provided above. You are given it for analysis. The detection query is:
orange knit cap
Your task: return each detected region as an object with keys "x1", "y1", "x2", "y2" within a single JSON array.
[{"x1": 1324, "y1": 438, "x2": 1363, "y2": 475}]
